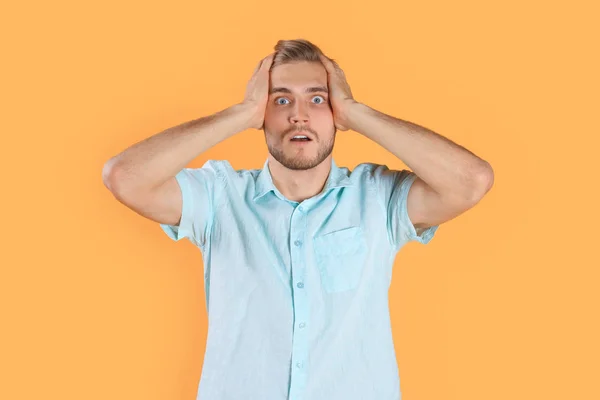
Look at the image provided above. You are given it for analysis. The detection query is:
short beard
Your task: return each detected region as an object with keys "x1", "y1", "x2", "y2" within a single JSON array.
[{"x1": 266, "y1": 130, "x2": 335, "y2": 171}]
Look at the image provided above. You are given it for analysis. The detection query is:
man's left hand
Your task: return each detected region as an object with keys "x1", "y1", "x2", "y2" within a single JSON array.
[{"x1": 319, "y1": 54, "x2": 358, "y2": 131}]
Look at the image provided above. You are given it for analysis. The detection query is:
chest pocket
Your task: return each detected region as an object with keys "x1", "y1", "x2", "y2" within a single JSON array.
[{"x1": 313, "y1": 226, "x2": 368, "y2": 293}]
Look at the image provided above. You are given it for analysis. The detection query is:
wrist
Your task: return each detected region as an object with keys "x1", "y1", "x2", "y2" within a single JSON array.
[
  {"x1": 345, "y1": 100, "x2": 367, "y2": 132},
  {"x1": 231, "y1": 102, "x2": 258, "y2": 130}
]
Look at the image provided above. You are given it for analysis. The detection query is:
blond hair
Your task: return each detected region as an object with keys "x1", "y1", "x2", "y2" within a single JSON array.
[{"x1": 270, "y1": 39, "x2": 337, "y2": 70}]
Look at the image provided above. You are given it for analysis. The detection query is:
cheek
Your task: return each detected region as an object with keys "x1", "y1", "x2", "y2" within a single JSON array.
[
  {"x1": 264, "y1": 105, "x2": 285, "y2": 122},
  {"x1": 263, "y1": 108, "x2": 282, "y2": 129},
  {"x1": 314, "y1": 107, "x2": 334, "y2": 124}
]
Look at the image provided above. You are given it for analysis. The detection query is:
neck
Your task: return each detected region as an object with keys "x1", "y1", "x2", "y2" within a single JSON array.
[{"x1": 267, "y1": 155, "x2": 332, "y2": 202}]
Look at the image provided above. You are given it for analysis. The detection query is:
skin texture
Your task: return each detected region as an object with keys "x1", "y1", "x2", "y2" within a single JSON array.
[
  {"x1": 264, "y1": 61, "x2": 335, "y2": 171},
  {"x1": 262, "y1": 60, "x2": 339, "y2": 202}
]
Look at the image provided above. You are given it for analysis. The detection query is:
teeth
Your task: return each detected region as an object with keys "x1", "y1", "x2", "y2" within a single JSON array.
[{"x1": 293, "y1": 135, "x2": 308, "y2": 139}]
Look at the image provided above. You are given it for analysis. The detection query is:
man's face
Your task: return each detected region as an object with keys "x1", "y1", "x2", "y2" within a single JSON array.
[{"x1": 263, "y1": 61, "x2": 336, "y2": 171}]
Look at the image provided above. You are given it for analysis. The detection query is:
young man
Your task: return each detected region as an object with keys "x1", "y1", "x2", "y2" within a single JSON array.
[{"x1": 103, "y1": 39, "x2": 494, "y2": 400}]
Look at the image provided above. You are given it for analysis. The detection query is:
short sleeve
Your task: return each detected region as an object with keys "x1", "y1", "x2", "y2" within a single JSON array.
[
  {"x1": 370, "y1": 165, "x2": 439, "y2": 249},
  {"x1": 160, "y1": 160, "x2": 225, "y2": 249}
]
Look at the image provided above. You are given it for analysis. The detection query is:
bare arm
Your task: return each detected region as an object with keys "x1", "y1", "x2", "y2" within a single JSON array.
[
  {"x1": 317, "y1": 55, "x2": 493, "y2": 232},
  {"x1": 102, "y1": 52, "x2": 275, "y2": 225},
  {"x1": 346, "y1": 102, "x2": 494, "y2": 230},
  {"x1": 103, "y1": 103, "x2": 253, "y2": 196},
  {"x1": 101, "y1": 103, "x2": 252, "y2": 225}
]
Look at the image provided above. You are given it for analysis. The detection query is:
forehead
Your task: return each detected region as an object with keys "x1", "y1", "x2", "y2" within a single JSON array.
[{"x1": 269, "y1": 61, "x2": 328, "y2": 90}]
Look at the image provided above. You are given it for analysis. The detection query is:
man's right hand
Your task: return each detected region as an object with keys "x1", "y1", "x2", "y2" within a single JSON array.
[{"x1": 242, "y1": 53, "x2": 275, "y2": 130}]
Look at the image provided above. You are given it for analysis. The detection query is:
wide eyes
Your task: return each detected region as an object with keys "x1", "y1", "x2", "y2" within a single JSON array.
[{"x1": 275, "y1": 95, "x2": 327, "y2": 105}]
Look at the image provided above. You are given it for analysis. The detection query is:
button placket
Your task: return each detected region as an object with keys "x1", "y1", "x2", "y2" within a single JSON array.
[{"x1": 288, "y1": 204, "x2": 309, "y2": 398}]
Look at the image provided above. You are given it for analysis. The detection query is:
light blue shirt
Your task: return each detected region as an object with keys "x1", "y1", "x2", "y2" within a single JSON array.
[{"x1": 160, "y1": 157, "x2": 439, "y2": 400}]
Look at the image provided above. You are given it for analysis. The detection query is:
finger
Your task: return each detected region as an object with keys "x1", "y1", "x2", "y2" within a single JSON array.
[
  {"x1": 252, "y1": 58, "x2": 264, "y2": 75},
  {"x1": 261, "y1": 52, "x2": 276, "y2": 71},
  {"x1": 319, "y1": 54, "x2": 335, "y2": 73},
  {"x1": 252, "y1": 53, "x2": 272, "y2": 75},
  {"x1": 331, "y1": 59, "x2": 344, "y2": 75}
]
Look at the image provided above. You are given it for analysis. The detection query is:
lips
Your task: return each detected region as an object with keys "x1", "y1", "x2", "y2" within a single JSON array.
[{"x1": 288, "y1": 131, "x2": 313, "y2": 141}]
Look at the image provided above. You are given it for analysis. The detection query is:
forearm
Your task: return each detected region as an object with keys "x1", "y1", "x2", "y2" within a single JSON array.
[
  {"x1": 347, "y1": 102, "x2": 492, "y2": 199},
  {"x1": 103, "y1": 103, "x2": 253, "y2": 194}
]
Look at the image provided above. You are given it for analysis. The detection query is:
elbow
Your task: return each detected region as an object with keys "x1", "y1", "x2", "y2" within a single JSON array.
[
  {"x1": 102, "y1": 158, "x2": 124, "y2": 194},
  {"x1": 467, "y1": 161, "x2": 494, "y2": 203}
]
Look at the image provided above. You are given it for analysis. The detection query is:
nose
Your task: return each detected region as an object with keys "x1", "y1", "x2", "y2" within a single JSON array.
[{"x1": 290, "y1": 101, "x2": 309, "y2": 124}]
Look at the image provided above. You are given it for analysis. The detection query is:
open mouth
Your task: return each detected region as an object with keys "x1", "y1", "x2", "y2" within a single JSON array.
[{"x1": 290, "y1": 134, "x2": 312, "y2": 142}]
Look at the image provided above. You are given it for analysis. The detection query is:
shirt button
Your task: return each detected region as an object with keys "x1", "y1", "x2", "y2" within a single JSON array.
[
  {"x1": 297, "y1": 282, "x2": 304, "y2": 288},
  {"x1": 299, "y1": 322, "x2": 306, "y2": 328},
  {"x1": 296, "y1": 362, "x2": 303, "y2": 368},
  {"x1": 298, "y1": 206, "x2": 304, "y2": 212},
  {"x1": 294, "y1": 240, "x2": 302, "y2": 247}
]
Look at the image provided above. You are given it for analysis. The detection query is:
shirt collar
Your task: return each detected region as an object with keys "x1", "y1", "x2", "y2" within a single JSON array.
[{"x1": 253, "y1": 157, "x2": 353, "y2": 202}]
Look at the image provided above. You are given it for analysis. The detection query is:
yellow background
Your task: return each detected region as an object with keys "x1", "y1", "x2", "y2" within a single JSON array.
[{"x1": 2, "y1": 0, "x2": 598, "y2": 399}]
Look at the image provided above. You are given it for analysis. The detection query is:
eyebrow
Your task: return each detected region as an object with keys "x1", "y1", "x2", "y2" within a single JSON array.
[{"x1": 269, "y1": 86, "x2": 329, "y2": 95}]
